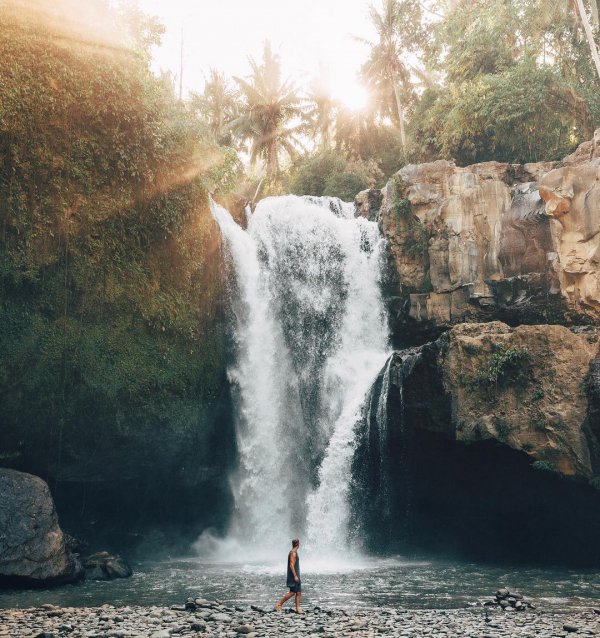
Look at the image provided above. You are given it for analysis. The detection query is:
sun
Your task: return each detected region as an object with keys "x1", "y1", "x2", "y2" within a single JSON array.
[{"x1": 332, "y1": 82, "x2": 370, "y2": 112}]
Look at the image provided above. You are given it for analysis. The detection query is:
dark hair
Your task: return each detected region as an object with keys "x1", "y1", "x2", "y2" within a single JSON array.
[{"x1": 292, "y1": 538, "x2": 300, "y2": 547}]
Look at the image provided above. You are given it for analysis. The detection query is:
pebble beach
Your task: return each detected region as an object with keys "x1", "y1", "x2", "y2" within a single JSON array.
[{"x1": 2, "y1": 599, "x2": 599, "y2": 638}]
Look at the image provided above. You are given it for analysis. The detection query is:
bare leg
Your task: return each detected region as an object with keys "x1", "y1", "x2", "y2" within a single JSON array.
[
  {"x1": 276, "y1": 591, "x2": 294, "y2": 610},
  {"x1": 295, "y1": 591, "x2": 302, "y2": 614}
]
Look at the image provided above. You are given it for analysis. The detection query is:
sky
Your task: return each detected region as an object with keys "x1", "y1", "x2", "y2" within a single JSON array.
[{"x1": 138, "y1": 0, "x2": 378, "y2": 109}]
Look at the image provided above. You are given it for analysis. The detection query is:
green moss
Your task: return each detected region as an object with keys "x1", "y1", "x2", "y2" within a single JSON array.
[
  {"x1": 532, "y1": 460, "x2": 559, "y2": 474},
  {"x1": 492, "y1": 415, "x2": 511, "y2": 442},
  {"x1": 0, "y1": 10, "x2": 235, "y2": 470},
  {"x1": 472, "y1": 345, "x2": 532, "y2": 389},
  {"x1": 531, "y1": 387, "x2": 545, "y2": 401},
  {"x1": 589, "y1": 476, "x2": 600, "y2": 490}
]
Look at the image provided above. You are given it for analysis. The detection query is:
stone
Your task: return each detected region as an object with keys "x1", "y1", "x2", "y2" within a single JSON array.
[
  {"x1": 377, "y1": 135, "x2": 600, "y2": 343},
  {"x1": 355, "y1": 189, "x2": 383, "y2": 222},
  {"x1": 83, "y1": 552, "x2": 132, "y2": 581},
  {"x1": 210, "y1": 613, "x2": 232, "y2": 622},
  {"x1": 0, "y1": 469, "x2": 84, "y2": 586},
  {"x1": 563, "y1": 625, "x2": 579, "y2": 633},
  {"x1": 440, "y1": 322, "x2": 599, "y2": 478}
]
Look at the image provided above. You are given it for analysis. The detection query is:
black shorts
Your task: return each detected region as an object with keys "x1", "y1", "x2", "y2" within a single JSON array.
[{"x1": 289, "y1": 582, "x2": 301, "y2": 593}]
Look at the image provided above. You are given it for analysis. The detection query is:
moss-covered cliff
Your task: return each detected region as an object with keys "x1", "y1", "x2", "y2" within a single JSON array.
[{"x1": 0, "y1": 2, "x2": 237, "y2": 549}]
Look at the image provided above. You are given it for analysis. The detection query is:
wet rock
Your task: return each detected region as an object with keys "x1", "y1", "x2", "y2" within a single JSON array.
[
  {"x1": 0, "y1": 469, "x2": 84, "y2": 587},
  {"x1": 355, "y1": 189, "x2": 383, "y2": 222},
  {"x1": 83, "y1": 551, "x2": 132, "y2": 581}
]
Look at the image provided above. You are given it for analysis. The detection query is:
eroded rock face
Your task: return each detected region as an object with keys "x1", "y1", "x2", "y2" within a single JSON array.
[
  {"x1": 441, "y1": 322, "x2": 600, "y2": 478},
  {"x1": 539, "y1": 164, "x2": 600, "y2": 317},
  {"x1": 371, "y1": 143, "x2": 600, "y2": 344},
  {"x1": 379, "y1": 323, "x2": 600, "y2": 480},
  {"x1": 0, "y1": 469, "x2": 83, "y2": 586}
]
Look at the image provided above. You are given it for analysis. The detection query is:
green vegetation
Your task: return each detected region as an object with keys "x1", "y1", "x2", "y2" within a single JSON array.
[
  {"x1": 532, "y1": 388, "x2": 545, "y2": 401},
  {"x1": 532, "y1": 460, "x2": 560, "y2": 474},
  {"x1": 492, "y1": 416, "x2": 512, "y2": 442},
  {"x1": 0, "y1": 2, "x2": 237, "y2": 475},
  {"x1": 181, "y1": 1, "x2": 600, "y2": 196},
  {"x1": 409, "y1": 0, "x2": 600, "y2": 164},
  {"x1": 474, "y1": 345, "x2": 533, "y2": 388},
  {"x1": 590, "y1": 476, "x2": 600, "y2": 490},
  {"x1": 287, "y1": 149, "x2": 383, "y2": 201}
]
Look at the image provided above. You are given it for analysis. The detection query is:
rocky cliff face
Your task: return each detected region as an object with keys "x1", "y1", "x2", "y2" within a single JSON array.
[
  {"x1": 351, "y1": 322, "x2": 600, "y2": 563},
  {"x1": 359, "y1": 135, "x2": 600, "y2": 345},
  {"x1": 0, "y1": 469, "x2": 83, "y2": 586},
  {"x1": 439, "y1": 322, "x2": 600, "y2": 478},
  {"x1": 382, "y1": 322, "x2": 600, "y2": 481}
]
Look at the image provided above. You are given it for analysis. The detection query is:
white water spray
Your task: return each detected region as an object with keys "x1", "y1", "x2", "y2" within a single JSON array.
[{"x1": 205, "y1": 195, "x2": 390, "y2": 561}]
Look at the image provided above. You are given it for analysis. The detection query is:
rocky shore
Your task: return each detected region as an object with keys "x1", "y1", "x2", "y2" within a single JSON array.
[{"x1": 2, "y1": 600, "x2": 599, "y2": 638}]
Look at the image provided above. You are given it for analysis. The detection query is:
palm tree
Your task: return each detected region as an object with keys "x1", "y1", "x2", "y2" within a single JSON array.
[
  {"x1": 303, "y1": 73, "x2": 338, "y2": 149},
  {"x1": 360, "y1": 0, "x2": 424, "y2": 152},
  {"x1": 229, "y1": 41, "x2": 305, "y2": 176},
  {"x1": 189, "y1": 69, "x2": 239, "y2": 145}
]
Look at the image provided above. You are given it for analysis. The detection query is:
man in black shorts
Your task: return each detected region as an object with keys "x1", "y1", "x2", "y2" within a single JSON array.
[{"x1": 275, "y1": 538, "x2": 301, "y2": 614}]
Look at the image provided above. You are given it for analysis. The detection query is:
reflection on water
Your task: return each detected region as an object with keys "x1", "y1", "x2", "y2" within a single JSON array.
[{"x1": 1, "y1": 556, "x2": 599, "y2": 611}]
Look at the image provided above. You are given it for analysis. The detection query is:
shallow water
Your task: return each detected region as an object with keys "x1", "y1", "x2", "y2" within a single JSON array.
[{"x1": 2, "y1": 556, "x2": 599, "y2": 611}]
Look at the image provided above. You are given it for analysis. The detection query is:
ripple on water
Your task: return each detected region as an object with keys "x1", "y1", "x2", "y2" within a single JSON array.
[{"x1": 1, "y1": 557, "x2": 599, "y2": 611}]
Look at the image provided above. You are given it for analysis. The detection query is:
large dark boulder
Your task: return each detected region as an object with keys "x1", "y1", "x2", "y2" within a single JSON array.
[{"x1": 0, "y1": 469, "x2": 83, "y2": 587}]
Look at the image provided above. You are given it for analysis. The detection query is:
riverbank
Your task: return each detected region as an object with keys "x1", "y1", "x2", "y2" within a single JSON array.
[{"x1": 2, "y1": 601, "x2": 599, "y2": 638}]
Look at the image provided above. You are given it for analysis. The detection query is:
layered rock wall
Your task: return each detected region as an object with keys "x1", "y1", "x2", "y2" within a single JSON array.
[{"x1": 361, "y1": 138, "x2": 600, "y2": 344}]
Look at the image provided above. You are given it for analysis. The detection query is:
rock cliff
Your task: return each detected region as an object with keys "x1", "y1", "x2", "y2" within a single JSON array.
[
  {"x1": 438, "y1": 322, "x2": 600, "y2": 478},
  {"x1": 359, "y1": 134, "x2": 600, "y2": 345},
  {"x1": 382, "y1": 322, "x2": 600, "y2": 481},
  {"x1": 352, "y1": 322, "x2": 600, "y2": 563}
]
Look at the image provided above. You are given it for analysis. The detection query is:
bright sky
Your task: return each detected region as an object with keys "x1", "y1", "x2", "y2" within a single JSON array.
[{"x1": 138, "y1": 0, "x2": 377, "y2": 109}]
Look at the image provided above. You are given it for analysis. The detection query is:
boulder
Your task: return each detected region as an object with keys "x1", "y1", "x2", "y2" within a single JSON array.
[
  {"x1": 0, "y1": 469, "x2": 83, "y2": 586},
  {"x1": 83, "y1": 551, "x2": 132, "y2": 580}
]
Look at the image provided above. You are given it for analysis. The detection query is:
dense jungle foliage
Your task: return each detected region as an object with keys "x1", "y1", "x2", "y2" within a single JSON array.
[
  {"x1": 190, "y1": 0, "x2": 600, "y2": 198},
  {"x1": 0, "y1": 2, "x2": 238, "y2": 484}
]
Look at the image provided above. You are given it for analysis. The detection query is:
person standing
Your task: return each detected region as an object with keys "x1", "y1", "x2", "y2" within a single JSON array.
[{"x1": 275, "y1": 538, "x2": 302, "y2": 614}]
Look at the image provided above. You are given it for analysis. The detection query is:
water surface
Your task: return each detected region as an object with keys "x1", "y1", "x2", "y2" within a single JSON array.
[{"x1": 2, "y1": 556, "x2": 599, "y2": 611}]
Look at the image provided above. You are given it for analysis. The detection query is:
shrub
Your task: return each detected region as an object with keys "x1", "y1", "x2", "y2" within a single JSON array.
[
  {"x1": 288, "y1": 149, "x2": 383, "y2": 202},
  {"x1": 475, "y1": 345, "x2": 532, "y2": 388}
]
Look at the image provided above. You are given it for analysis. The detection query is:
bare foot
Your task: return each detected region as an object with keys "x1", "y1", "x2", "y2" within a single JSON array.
[
  {"x1": 275, "y1": 604, "x2": 283, "y2": 612},
  {"x1": 295, "y1": 609, "x2": 303, "y2": 615}
]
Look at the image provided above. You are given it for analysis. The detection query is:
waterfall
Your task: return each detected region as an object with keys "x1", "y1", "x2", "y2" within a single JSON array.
[
  {"x1": 208, "y1": 195, "x2": 390, "y2": 559},
  {"x1": 350, "y1": 349, "x2": 422, "y2": 552}
]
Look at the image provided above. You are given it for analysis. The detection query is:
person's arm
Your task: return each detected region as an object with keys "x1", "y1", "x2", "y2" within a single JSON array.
[{"x1": 289, "y1": 552, "x2": 299, "y2": 582}]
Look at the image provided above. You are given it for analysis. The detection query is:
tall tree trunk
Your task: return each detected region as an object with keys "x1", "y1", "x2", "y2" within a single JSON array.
[
  {"x1": 393, "y1": 81, "x2": 407, "y2": 153},
  {"x1": 575, "y1": 0, "x2": 600, "y2": 81}
]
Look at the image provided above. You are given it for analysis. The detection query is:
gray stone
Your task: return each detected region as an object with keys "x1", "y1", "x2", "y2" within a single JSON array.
[{"x1": 0, "y1": 469, "x2": 84, "y2": 586}]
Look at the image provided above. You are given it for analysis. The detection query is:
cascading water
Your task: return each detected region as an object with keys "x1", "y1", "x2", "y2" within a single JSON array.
[
  {"x1": 350, "y1": 349, "x2": 422, "y2": 552},
  {"x1": 207, "y1": 195, "x2": 390, "y2": 559}
]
